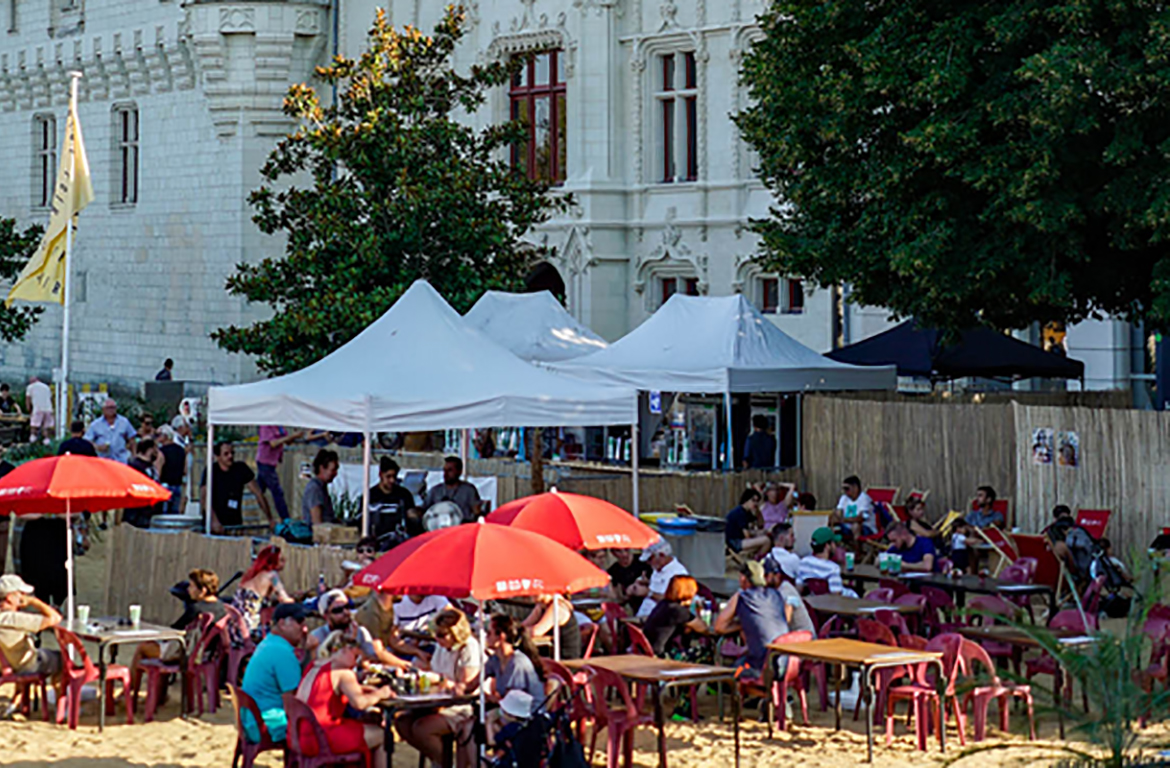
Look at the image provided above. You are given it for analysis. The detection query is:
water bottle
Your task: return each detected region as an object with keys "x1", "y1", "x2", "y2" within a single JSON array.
[{"x1": 317, "y1": 572, "x2": 326, "y2": 596}]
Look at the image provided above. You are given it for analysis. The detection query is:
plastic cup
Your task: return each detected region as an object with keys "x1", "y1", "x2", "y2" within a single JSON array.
[
  {"x1": 129, "y1": 604, "x2": 142, "y2": 626},
  {"x1": 76, "y1": 605, "x2": 90, "y2": 625},
  {"x1": 844, "y1": 552, "x2": 855, "y2": 570}
]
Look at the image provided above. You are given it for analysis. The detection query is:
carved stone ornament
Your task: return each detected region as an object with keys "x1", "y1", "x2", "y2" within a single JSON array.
[{"x1": 633, "y1": 206, "x2": 709, "y2": 301}]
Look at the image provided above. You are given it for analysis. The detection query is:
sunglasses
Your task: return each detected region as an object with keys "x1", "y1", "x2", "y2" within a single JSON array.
[
  {"x1": 328, "y1": 606, "x2": 350, "y2": 616},
  {"x1": 357, "y1": 547, "x2": 376, "y2": 555}
]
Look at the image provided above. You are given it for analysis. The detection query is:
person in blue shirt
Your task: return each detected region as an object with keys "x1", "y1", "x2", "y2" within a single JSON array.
[
  {"x1": 742, "y1": 415, "x2": 778, "y2": 470},
  {"x1": 886, "y1": 523, "x2": 937, "y2": 573},
  {"x1": 240, "y1": 602, "x2": 308, "y2": 742},
  {"x1": 83, "y1": 399, "x2": 138, "y2": 464},
  {"x1": 725, "y1": 487, "x2": 772, "y2": 559}
]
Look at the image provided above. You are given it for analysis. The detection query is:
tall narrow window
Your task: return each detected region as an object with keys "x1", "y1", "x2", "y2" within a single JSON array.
[
  {"x1": 760, "y1": 277, "x2": 780, "y2": 314},
  {"x1": 784, "y1": 279, "x2": 805, "y2": 314},
  {"x1": 655, "y1": 51, "x2": 699, "y2": 183},
  {"x1": 114, "y1": 106, "x2": 139, "y2": 205},
  {"x1": 660, "y1": 276, "x2": 700, "y2": 306},
  {"x1": 33, "y1": 114, "x2": 56, "y2": 208},
  {"x1": 509, "y1": 50, "x2": 566, "y2": 184}
]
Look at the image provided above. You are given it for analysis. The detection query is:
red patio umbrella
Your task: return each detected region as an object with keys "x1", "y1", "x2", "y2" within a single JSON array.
[
  {"x1": 0, "y1": 454, "x2": 171, "y2": 620},
  {"x1": 485, "y1": 491, "x2": 660, "y2": 551}
]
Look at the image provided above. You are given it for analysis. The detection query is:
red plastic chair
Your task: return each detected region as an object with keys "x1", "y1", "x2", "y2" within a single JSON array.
[
  {"x1": 856, "y1": 619, "x2": 903, "y2": 724},
  {"x1": 960, "y1": 639, "x2": 1036, "y2": 741},
  {"x1": 1081, "y1": 576, "x2": 1106, "y2": 615},
  {"x1": 1013, "y1": 557, "x2": 1039, "y2": 580},
  {"x1": 282, "y1": 692, "x2": 369, "y2": 768},
  {"x1": 544, "y1": 658, "x2": 594, "y2": 745},
  {"x1": 864, "y1": 588, "x2": 896, "y2": 603},
  {"x1": 998, "y1": 563, "x2": 1037, "y2": 623},
  {"x1": 0, "y1": 651, "x2": 49, "y2": 721},
  {"x1": 804, "y1": 578, "x2": 830, "y2": 596},
  {"x1": 1075, "y1": 509, "x2": 1111, "y2": 540},
  {"x1": 766, "y1": 630, "x2": 813, "y2": 734},
  {"x1": 624, "y1": 624, "x2": 656, "y2": 657},
  {"x1": 55, "y1": 627, "x2": 135, "y2": 729},
  {"x1": 879, "y1": 578, "x2": 911, "y2": 599},
  {"x1": 920, "y1": 586, "x2": 959, "y2": 637},
  {"x1": 893, "y1": 593, "x2": 928, "y2": 635},
  {"x1": 227, "y1": 683, "x2": 285, "y2": 768},
  {"x1": 585, "y1": 665, "x2": 654, "y2": 768},
  {"x1": 885, "y1": 633, "x2": 965, "y2": 749},
  {"x1": 1025, "y1": 609, "x2": 1097, "y2": 712},
  {"x1": 965, "y1": 595, "x2": 1019, "y2": 672},
  {"x1": 873, "y1": 608, "x2": 910, "y2": 636}
]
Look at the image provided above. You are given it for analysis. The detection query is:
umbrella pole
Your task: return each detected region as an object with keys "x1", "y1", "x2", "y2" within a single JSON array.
[
  {"x1": 477, "y1": 598, "x2": 486, "y2": 762},
  {"x1": 553, "y1": 595, "x2": 561, "y2": 661},
  {"x1": 65, "y1": 499, "x2": 74, "y2": 623},
  {"x1": 361, "y1": 431, "x2": 371, "y2": 537},
  {"x1": 205, "y1": 423, "x2": 215, "y2": 535}
]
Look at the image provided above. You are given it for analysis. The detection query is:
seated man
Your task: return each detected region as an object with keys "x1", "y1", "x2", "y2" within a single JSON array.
[
  {"x1": 241, "y1": 603, "x2": 308, "y2": 743},
  {"x1": 1045, "y1": 505, "x2": 1095, "y2": 585},
  {"x1": 309, "y1": 589, "x2": 410, "y2": 670},
  {"x1": 714, "y1": 560, "x2": 790, "y2": 682},
  {"x1": 796, "y1": 527, "x2": 859, "y2": 598},
  {"x1": 830, "y1": 475, "x2": 875, "y2": 537},
  {"x1": 606, "y1": 548, "x2": 651, "y2": 614},
  {"x1": 885, "y1": 523, "x2": 937, "y2": 573},
  {"x1": 768, "y1": 523, "x2": 802, "y2": 579},
  {"x1": 628, "y1": 539, "x2": 690, "y2": 619},
  {"x1": 0, "y1": 575, "x2": 61, "y2": 686},
  {"x1": 725, "y1": 487, "x2": 772, "y2": 559},
  {"x1": 965, "y1": 485, "x2": 1004, "y2": 528}
]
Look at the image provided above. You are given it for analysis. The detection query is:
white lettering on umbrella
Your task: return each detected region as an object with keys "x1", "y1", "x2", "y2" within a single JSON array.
[{"x1": 0, "y1": 486, "x2": 33, "y2": 497}]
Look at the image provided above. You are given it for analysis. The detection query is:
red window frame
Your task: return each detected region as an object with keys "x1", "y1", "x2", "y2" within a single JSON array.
[
  {"x1": 509, "y1": 50, "x2": 566, "y2": 184},
  {"x1": 785, "y1": 279, "x2": 805, "y2": 314},
  {"x1": 761, "y1": 278, "x2": 780, "y2": 314}
]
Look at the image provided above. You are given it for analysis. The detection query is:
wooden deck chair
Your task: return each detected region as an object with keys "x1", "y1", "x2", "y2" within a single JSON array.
[
  {"x1": 867, "y1": 487, "x2": 900, "y2": 506},
  {"x1": 975, "y1": 526, "x2": 1018, "y2": 576},
  {"x1": 1075, "y1": 509, "x2": 1111, "y2": 541},
  {"x1": 906, "y1": 488, "x2": 931, "y2": 504}
]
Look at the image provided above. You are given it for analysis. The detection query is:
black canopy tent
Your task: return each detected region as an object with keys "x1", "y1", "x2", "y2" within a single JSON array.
[{"x1": 826, "y1": 320, "x2": 1085, "y2": 382}]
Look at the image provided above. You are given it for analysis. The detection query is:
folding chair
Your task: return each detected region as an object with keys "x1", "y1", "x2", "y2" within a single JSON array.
[{"x1": 1075, "y1": 509, "x2": 1111, "y2": 540}]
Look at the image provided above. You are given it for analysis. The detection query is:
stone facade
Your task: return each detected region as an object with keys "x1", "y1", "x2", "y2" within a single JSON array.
[{"x1": 0, "y1": 0, "x2": 1136, "y2": 391}]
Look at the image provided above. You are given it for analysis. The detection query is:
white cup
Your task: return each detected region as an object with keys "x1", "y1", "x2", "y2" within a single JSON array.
[
  {"x1": 76, "y1": 605, "x2": 90, "y2": 626},
  {"x1": 129, "y1": 604, "x2": 142, "y2": 626}
]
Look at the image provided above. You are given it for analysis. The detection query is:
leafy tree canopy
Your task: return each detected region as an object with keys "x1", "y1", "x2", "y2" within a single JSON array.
[
  {"x1": 214, "y1": 6, "x2": 567, "y2": 375},
  {"x1": 0, "y1": 218, "x2": 44, "y2": 341},
  {"x1": 737, "y1": 0, "x2": 1170, "y2": 333}
]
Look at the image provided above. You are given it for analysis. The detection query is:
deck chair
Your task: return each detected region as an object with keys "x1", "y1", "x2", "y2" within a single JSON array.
[
  {"x1": 975, "y1": 526, "x2": 1018, "y2": 576},
  {"x1": 1075, "y1": 509, "x2": 1111, "y2": 540},
  {"x1": 866, "y1": 487, "x2": 900, "y2": 506}
]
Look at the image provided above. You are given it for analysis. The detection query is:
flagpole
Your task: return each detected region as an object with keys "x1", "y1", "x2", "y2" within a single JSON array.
[{"x1": 58, "y1": 71, "x2": 82, "y2": 441}]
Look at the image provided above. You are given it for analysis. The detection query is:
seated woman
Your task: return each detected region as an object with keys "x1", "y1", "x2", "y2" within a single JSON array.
[
  {"x1": 472, "y1": 614, "x2": 548, "y2": 759},
  {"x1": 642, "y1": 575, "x2": 707, "y2": 656},
  {"x1": 522, "y1": 593, "x2": 581, "y2": 659},
  {"x1": 230, "y1": 545, "x2": 294, "y2": 646},
  {"x1": 906, "y1": 499, "x2": 941, "y2": 540},
  {"x1": 297, "y1": 628, "x2": 394, "y2": 768},
  {"x1": 396, "y1": 608, "x2": 482, "y2": 768},
  {"x1": 760, "y1": 482, "x2": 795, "y2": 528},
  {"x1": 130, "y1": 568, "x2": 227, "y2": 694}
]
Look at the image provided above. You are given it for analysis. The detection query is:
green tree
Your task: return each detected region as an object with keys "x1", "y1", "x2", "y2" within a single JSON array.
[
  {"x1": 214, "y1": 6, "x2": 567, "y2": 375},
  {"x1": 0, "y1": 217, "x2": 45, "y2": 341},
  {"x1": 737, "y1": 0, "x2": 1170, "y2": 333}
]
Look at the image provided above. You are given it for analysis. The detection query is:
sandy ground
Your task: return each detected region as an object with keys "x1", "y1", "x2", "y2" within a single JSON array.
[{"x1": 0, "y1": 532, "x2": 1142, "y2": 767}]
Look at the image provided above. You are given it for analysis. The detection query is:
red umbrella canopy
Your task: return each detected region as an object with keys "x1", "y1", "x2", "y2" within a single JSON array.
[
  {"x1": 354, "y1": 521, "x2": 610, "y2": 601},
  {"x1": 0, "y1": 454, "x2": 171, "y2": 515},
  {"x1": 486, "y1": 491, "x2": 660, "y2": 551}
]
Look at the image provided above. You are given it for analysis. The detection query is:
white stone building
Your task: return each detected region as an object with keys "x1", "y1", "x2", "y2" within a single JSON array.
[{"x1": 0, "y1": 0, "x2": 1142, "y2": 392}]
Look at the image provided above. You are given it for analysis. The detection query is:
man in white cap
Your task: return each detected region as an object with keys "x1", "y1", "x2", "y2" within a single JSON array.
[
  {"x1": 628, "y1": 539, "x2": 689, "y2": 619},
  {"x1": 307, "y1": 589, "x2": 410, "y2": 670},
  {"x1": 0, "y1": 574, "x2": 62, "y2": 678}
]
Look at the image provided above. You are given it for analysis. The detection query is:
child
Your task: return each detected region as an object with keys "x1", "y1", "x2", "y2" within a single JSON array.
[
  {"x1": 1090, "y1": 538, "x2": 1131, "y2": 585},
  {"x1": 949, "y1": 521, "x2": 972, "y2": 572}
]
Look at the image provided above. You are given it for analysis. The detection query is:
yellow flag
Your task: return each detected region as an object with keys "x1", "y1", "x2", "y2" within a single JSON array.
[{"x1": 5, "y1": 105, "x2": 93, "y2": 306}]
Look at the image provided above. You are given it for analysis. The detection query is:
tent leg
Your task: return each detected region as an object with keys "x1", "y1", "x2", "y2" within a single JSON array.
[
  {"x1": 631, "y1": 421, "x2": 640, "y2": 517},
  {"x1": 361, "y1": 432, "x2": 371, "y2": 538},
  {"x1": 205, "y1": 423, "x2": 215, "y2": 535},
  {"x1": 65, "y1": 499, "x2": 74, "y2": 623},
  {"x1": 460, "y1": 429, "x2": 470, "y2": 466},
  {"x1": 724, "y1": 392, "x2": 734, "y2": 471},
  {"x1": 796, "y1": 395, "x2": 803, "y2": 469}
]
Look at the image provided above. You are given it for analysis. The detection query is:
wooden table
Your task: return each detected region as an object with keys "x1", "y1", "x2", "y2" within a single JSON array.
[
  {"x1": 564, "y1": 655, "x2": 741, "y2": 768},
  {"x1": 64, "y1": 618, "x2": 186, "y2": 731},
  {"x1": 376, "y1": 692, "x2": 476, "y2": 768},
  {"x1": 804, "y1": 593, "x2": 922, "y2": 617},
  {"x1": 768, "y1": 638, "x2": 944, "y2": 762},
  {"x1": 841, "y1": 564, "x2": 1056, "y2": 614}
]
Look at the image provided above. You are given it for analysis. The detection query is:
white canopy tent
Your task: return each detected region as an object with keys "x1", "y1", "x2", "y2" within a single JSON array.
[
  {"x1": 463, "y1": 290, "x2": 608, "y2": 363},
  {"x1": 206, "y1": 281, "x2": 640, "y2": 534},
  {"x1": 551, "y1": 293, "x2": 897, "y2": 467}
]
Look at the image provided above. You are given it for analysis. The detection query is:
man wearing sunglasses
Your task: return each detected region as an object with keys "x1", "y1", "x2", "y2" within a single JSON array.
[{"x1": 308, "y1": 589, "x2": 410, "y2": 671}]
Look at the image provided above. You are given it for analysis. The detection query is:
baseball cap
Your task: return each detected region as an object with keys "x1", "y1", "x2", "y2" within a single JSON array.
[
  {"x1": 0, "y1": 574, "x2": 34, "y2": 597},
  {"x1": 739, "y1": 559, "x2": 767, "y2": 588},
  {"x1": 272, "y1": 602, "x2": 308, "y2": 623},
  {"x1": 318, "y1": 588, "x2": 350, "y2": 615},
  {"x1": 639, "y1": 538, "x2": 672, "y2": 562},
  {"x1": 170, "y1": 415, "x2": 190, "y2": 430},
  {"x1": 499, "y1": 689, "x2": 534, "y2": 720},
  {"x1": 811, "y1": 527, "x2": 842, "y2": 547}
]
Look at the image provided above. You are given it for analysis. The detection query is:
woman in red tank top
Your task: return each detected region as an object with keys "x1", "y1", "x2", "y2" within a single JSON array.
[{"x1": 295, "y1": 629, "x2": 394, "y2": 768}]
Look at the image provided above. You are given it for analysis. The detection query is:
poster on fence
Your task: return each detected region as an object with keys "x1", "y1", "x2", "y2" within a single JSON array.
[
  {"x1": 1058, "y1": 431, "x2": 1080, "y2": 468},
  {"x1": 1031, "y1": 427, "x2": 1054, "y2": 465}
]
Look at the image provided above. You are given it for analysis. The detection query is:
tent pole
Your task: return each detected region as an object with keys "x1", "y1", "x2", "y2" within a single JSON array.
[
  {"x1": 796, "y1": 394, "x2": 803, "y2": 469},
  {"x1": 361, "y1": 431, "x2": 371, "y2": 538},
  {"x1": 776, "y1": 394, "x2": 782, "y2": 468},
  {"x1": 205, "y1": 423, "x2": 215, "y2": 535},
  {"x1": 460, "y1": 428, "x2": 469, "y2": 467},
  {"x1": 630, "y1": 420, "x2": 640, "y2": 517},
  {"x1": 724, "y1": 392, "x2": 733, "y2": 471},
  {"x1": 65, "y1": 498, "x2": 74, "y2": 623}
]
